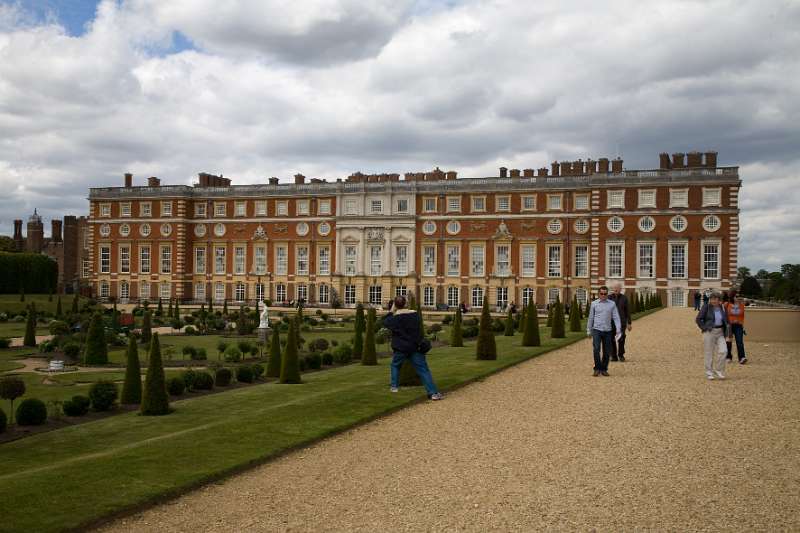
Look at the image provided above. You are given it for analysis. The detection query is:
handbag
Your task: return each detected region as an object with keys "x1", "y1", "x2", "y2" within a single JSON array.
[{"x1": 418, "y1": 337, "x2": 432, "y2": 354}]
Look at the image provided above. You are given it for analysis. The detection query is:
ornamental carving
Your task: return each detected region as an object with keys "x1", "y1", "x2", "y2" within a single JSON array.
[
  {"x1": 470, "y1": 222, "x2": 487, "y2": 231},
  {"x1": 366, "y1": 228, "x2": 384, "y2": 241},
  {"x1": 274, "y1": 223, "x2": 288, "y2": 234},
  {"x1": 252, "y1": 225, "x2": 267, "y2": 240},
  {"x1": 234, "y1": 224, "x2": 247, "y2": 234},
  {"x1": 521, "y1": 222, "x2": 535, "y2": 231},
  {"x1": 493, "y1": 220, "x2": 512, "y2": 239}
]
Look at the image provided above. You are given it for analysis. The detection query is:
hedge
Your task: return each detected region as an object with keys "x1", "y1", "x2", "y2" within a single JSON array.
[{"x1": 0, "y1": 252, "x2": 58, "y2": 294}]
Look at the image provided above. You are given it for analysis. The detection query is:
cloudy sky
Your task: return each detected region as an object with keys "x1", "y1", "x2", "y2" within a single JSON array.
[{"x1": 1, "y1": 0, "x2": 798, "y2": 271}]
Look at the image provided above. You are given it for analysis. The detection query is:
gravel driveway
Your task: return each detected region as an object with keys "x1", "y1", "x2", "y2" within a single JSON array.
[{"x1": 100, "y1": 308, "x2": 800, "y2": 532}]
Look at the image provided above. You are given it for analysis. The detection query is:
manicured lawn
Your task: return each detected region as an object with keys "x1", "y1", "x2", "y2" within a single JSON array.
[
  {"x1": 0, "y1": 310, "x2": 660, "y2": 532},
  {"x1": 0, "y1": 322, "x2": 50, "y2": 338},
  {"x1": 0, "y1": 294, "x2": 87, "y2": 315}
]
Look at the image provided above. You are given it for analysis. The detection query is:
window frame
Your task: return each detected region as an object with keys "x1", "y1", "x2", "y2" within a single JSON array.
[
  {"x1": 495, "y1": 195, "x2": 511, "y2": 212},
  {"x1": 702, "y1": 187, "x2": 722, "y2": 207},
  {"x1": 547, "y1": 194, "x2": 563, "y2": 211},
  {"x1": 702, "y1": 240, "x2": 721, "y2": 280},
  {"x1": 194, "y1": 246, "x2": 206, "y2": 275},
  {"x1": 446, "y1": 244, "x2": 460, "y2": 277},
  {"x1": 234, "y1": 201, "x2": 247, "y2": 217},
  {"x1": 140, "y1": 202, "x2": 152, "y2": 217},
  {"x1": 669, "y1": 241, "x2": 688, "y2": 279},
  {"x1": 318, "y1": 199, "x2": 331, "y2": 215},
  {"x1": 446, "y1": 196, "x2": 461, "y2": 213},
  {"x1": 214, "y1": 246, "x2": 226, "y2": 275},
  {"x1": 255, "y1": 200, "x2": 267, "y2": 216},
  {"x1": 638, "y1": 189, "x2": 656, "y2": 208},
  {"x1": 296, "y1": 245, "x2": 309, "y2": 275},
  {"x1": 297, "y1": 199, "x2": 310, "y2": 216},
  {"x1": 471, "y1": 195, "x2": 486, "y2": 213},
  {"x1": 470, "y1": 244, "x2": 485, "y2": 277},
  {"x1": 573, "y1": 194, "x2": 590, "y2": 211},
  {"x1": 318, "y1": 246, "x2": 330, "y2": 276},
  {"x1": 521, "y1": 194, "x2": 537, "y2": 212},
  {"x1": 547, "y1": 244, "x2": 562, "y2": 278},
  {"x1": 573, "y1": 244, "x2": 588, "y2": 278},
  {"x1": 160, "y1": 244, "x2": 172, "y2": 274},
  {"x1": 669, "y1": 188, "x2": 689, "y2": 208},
  {"x1": 214, "y1": 202, "x2": 226, "y2": 217},
  {"x1": 422, "y1": 245, "x2": 436, "y2": 277},
  {"x1": 607, "y1": 190, "x2": 625, "y2": 209},
  {"x1": 423, "y1": 196, "x2": 437, "y2": 213},
  {"x1": 275, "y1": 245, "x2": 288, "y2": 275},
  {"x1": 606, "y1": 241, "x2": 624, "y2": 279},
  {"x1": 521, "y1": 244, "x2": 536, "y2": 277},
  {"x1": 637, "y1": 241, "x2": 656, "y2": 279}
]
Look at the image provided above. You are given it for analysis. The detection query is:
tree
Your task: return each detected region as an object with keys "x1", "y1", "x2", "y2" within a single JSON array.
[
  {"x1": 0, "y1": 377, "x2": 25, "y2": 424},
  {"x1": 736, "y1": 266, "x2": 752, "y2": 286},
  {"x1": 56, "y1": 295, "x2": 63, "y2": 318},
  {"x1": 237, "y1": 304, "x2": 248, "y2": 335},
  {"x1": 141, "y1": 333, "x2": 170, "y2": 415},
  {"x1": 208, "y1": 296, "x2": 214, "y2": 314},
  {"x1": 84, "y1": 312, "x2": 109, "y2": 364},
  {"x1": 167, "y1": 299, "x2": 174, "y2": 320},
  {"x1": 476, "y1": 296, "x2": 497, "y2": 360},
  {"x1": 362, "y1": 308, "x2": 378, "y2": 365},
  {"x1": 23, "y1": 303, "x2": 37, "y2": 347},
  {"x1": 72, "y1": 293, "x2": 79, "y2": 314},
  {"x1": 551, "y1": 296, "x2": 565, "y2": 338},
  {"x1": 121, "y1": 335, "x2": 142, "y2": 404},
  {"x1": 353, "y1": 303, "x2": 365, "y2": 360},
  {"x1": 504, "y1": 306, "x2": 515, "y2": 336},
  {"x1": 280, "y1": 316, "x2": 302, "y2": 383},
  {"x1": 450, "y1": 308, "x2": 464, "y2": 347},
  {"x1": 111, "y1": 300, "x2": 120, "y2": 331},
  {"x1": 740, "y1": 276, "x2": 762, "y2": 298},
  {"x1": 522, "y1": 300, "x2": 540, "y2": 347},
  {"x1": 518, "y1": 304, "x2": 526, "y2": 333},
  {"x1": 156, "y1": 297, "x2": 163, "y2": 317},
  {"x1": 174, "y1": 300, "x2": 181, "y2": 322},
  {"x1": 267, "y1": 324, "x2": 281, "y2": 378},
  {"x1": 141, "y1": 310, "x2": 152, "y2": 346},
  {"x1": 222, "y1": 299, "x2": 229, "y2": 317},
  {"x1": 568, "y1": 295, "x2": 582, "y2": 332}
]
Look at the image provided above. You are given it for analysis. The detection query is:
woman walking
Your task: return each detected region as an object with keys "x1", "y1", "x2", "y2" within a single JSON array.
[
  {"x1": 724, "y1": 290, "x2": 748, "y2": 364},
  {"x1": 695, "y1": 291, "x2": 730, "y2": 380}
]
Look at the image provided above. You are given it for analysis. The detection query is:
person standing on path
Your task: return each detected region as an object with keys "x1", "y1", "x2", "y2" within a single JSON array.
[
  {"x1": 724, "y1": 290, "x2": 748, "y2": 364},
  {"x1": 694, "y1": 291, "x2": 702, "y2": 311},
  {"x1": 695, "y1": 291, "x2": 730, "y2": 380},
  {"x1": 608, "y1": 282, "x2": 632, "y2": 362},
  {"x1": 586, "y1": 286, "x2": 622, "y2": 377},
  {"x1": 383, "y1": 295, "x2": 443, "y2": 400}
]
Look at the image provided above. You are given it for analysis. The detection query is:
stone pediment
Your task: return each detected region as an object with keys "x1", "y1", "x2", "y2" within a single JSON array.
[
  {"x1": 341, "y1": 236, "x2": 360, "y2": 244},
  {"x1": 492, "y1": 220, "x2": 513, "y2": 240}
]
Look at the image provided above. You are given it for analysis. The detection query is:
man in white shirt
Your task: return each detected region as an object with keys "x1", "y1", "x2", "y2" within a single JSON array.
[{"x1": 586, "y1": 286, "x2": 622, "y2": 376}]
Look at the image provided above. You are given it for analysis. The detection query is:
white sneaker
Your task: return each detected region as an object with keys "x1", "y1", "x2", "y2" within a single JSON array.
[
  {"x1": 390, "y1": 387, "x2": 399, "y2": 393},
  {"x1": 715, "y1": 372, "x2": 725, "y2": 380},
  {"x1": 707, "y1": 375, "x2": 715, "y2": 380},
  {"x1": 429, "y1": 393, "x2": 444, "y2": 401}
]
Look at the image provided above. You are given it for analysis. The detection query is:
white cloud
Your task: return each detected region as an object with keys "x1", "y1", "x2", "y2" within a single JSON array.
[{"x1": 0, "y1": 0, "x2": 799, "y2": 271}]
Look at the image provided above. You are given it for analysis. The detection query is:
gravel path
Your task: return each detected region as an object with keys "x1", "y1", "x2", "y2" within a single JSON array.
[{"x1": 100, "y1": 309, "x2": 800, "y2": 532}]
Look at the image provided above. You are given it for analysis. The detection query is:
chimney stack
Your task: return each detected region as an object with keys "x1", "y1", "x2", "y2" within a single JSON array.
[
  {"x1": 51, "y1": 219, "x2": 62, "y2": 243},
  {"x1": 499, "y1": 167, "x2": 508, "y2": 178},
  {"x1": 586, "y1": 159, "x2": 596, "y2": 175},
  {"x1": 611, "y1": 158, "x2": 623, "y2": 174},
  {"x1": 659, "y1": 153, "x2": 672, "y2": 170},
  {"x1": 560, "y1": 161, "x2": 571, "y2": 176},
  {"x1": 269, "y1": 177, "x2": 279, "y2": 185},
  {"x1": 510, "y1": 169, "x2": 521, "y2": 178},
  {"x1": 445, "y1": 171, "x2": 458, "y2": 180},
  {"x1": 672, "y1": 153, "x2": 685, "y2": 168},
  {"x1": 294, "y1": 173, "x2": 306, "y2": 184},
  {"x1": 147, "y1": 176, "x2": 161, "y2": 187},
  {"x1": 704, "y1": 151, "x2": 718, "y2": 168},
  {"x1": 551, "y1": 162, "x2": 560, "y2": 176},
  {"x1": 598, "y1": 158, "x2": 610, "y2": 173},
  {"x1": 538, "y1": 167, "x2": 549, "y2": 177},
  {"x1": 523, "y1": 169, "x2": 535, "y2": 178},
  {"x1": 124, "y1": 173, "x2": 133, "y2": 187},
  {"x1": 686, "y1": 151, "x2": 702, "y2": 167}
]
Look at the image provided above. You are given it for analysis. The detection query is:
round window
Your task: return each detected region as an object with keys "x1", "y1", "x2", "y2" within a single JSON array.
[
  {"x1": 446, "y1": 220, "x2": 461, "y2": 235},
  {"x1": 703, "y1": 215, "x2": 721, "y2": 232},
  {"x1": 638, "y1": 216, "x2": 656, "y2": 233},
  {"x1": 214, "y1": 223, "x2": 226, "y2": 237},
  {"x1": 160, "y1": 223, "x2": 172, "y2": 237},
  {"x1": 422, "y1": 220, "x2": 436, "y2": 235},
  {"x1": 119, "y1": 224, "x2": 130, "y2": 237},
  {"x1": 194, "y1": 224, "x2": 207, "y2": 237},
  {"x1": 670, "y1": 215, "x2": 687, "y2": 232},
  {"x1": 573, "y1": 219, "x2": 589, "y2": 234},
  {"x1": 547, "y1": 219, "x2": 562, "y2": 234},
  {"x1": 318, "y1": 222, "x2": 331, "y2": 236},
  {"x1": 139, "y1": 223, "x2": 151, "y2": 237},
  {"x1": 99, "y1": 224, "x2": 111, "y2": 237},
  {"x1": 296, "y1": 222, "x2": 309, "y2": 236},
  {"x1": 607, "y1": 216, "x2": 624, "y2": 233}
]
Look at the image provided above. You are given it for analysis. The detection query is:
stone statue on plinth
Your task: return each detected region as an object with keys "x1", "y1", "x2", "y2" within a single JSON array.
[{"x1": 257, "y1": 300, "x2": 270, "y2": 343}]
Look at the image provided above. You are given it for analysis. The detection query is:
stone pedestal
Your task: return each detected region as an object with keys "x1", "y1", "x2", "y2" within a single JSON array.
[{"x1": 257, "y1": 327, "x2": 271, "y2": 344}]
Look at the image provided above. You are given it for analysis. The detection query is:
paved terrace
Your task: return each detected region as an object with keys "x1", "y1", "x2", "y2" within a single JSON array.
[{"x1": 101, "y1": 308, "x2": 799, "y2": 531}]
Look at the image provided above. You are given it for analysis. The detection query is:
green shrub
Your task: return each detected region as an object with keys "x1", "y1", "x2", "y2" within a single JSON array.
[
  {"x1": 476, "y1": 297, "x2": 497, "y2": 360},
  {"x1": 266, "y1": 327, "x2": 282, "y2": 378},
  {"x1": 0, "y1": 337, "x2": 10, "y2": 349},
  {"x1": 184, "y1": 326, "x2": 197, "y2": 335},
  {"x1": 551, "y1": 298, "x2": 566, "y2": 339},
  {"x1": 450, "y1": 308, "x2": 463, "y2": 347},
  {"x1": 362, "y1": 308, "x2": 377, "y2": 366},
  {"x1": 236, "y1": 365, "x2": 255, "y2": 383},
  {"x1": 121, "y1": 335, "x2": 142, "y2": 404},
  {"x1": 215, "y1": 367, "x2": 232, "y2": 387},
  {"x1": 463, "y1": 325, "x2": 479, "y2": 338},
  {"x1": 193, "y1": 371, "x2": 214, "y2": 390},
  {"x1": 331, "y1": 339, "x2": 339, "y2": 347},
  {"x1": 441, "y1": 314, "x2": 453, "y2": 325},
  {"x1": 16, "y1": 398, "x2": 48, "y2": 426},
  {"x1": 309, "y1": 338, "x2": 329, "y2": 352},
  {"x1": 62, "y1": 342, "x2": 80, "y2": 359},
  {"x1": 84, "y1": 313, "x2": 109, "y2": 365},
  {"x1": 332, "y1": 343, "x2": 353, "y2": 364},
  {"x1": 280, "y1": 318, "x2": 302, "y2": 383},
  {"x1": 237, "y1": 340, "x2": 252, "y2": 355},
  {"x1": 141, "y1": 333, "x2": 170, "y2": 416},
  {"x1": 182, "y1": 345, "x2": 197, "y2": 360},
  {"x1": 224, "y1": 344, "x2": 242, "y2": 362},
  {"x1": 182, "y1": 369, "x2": 198, "y2": 391},
  {"x1": 193, "y1": 348, "x2": 208, "y2": 360},
  {"x1": 0, "y1": 407, "x2": 6, "y2": 432},
  {"x1": 167, "y1": 377, "x2": 186, "y2": 396},
  {"x1": 522, "y1": 301, "x2": 541, "y2": 347},
  {"x1": 88, "y1": 381, "x2": 118, "y2": 411},
  {"x1": 252, "y1": 363, "x2": 265, "y2": 379},
  {"x1": 298, "y1": 357, "x2": 307, "y2": 372},
  {"x1": 216, "y1": 340, "x2": 228, "y2": 358},
  {"x1": 0, "y1": 377, "x2": 26, "y2": 423},
  {"x1": 48, "y1": 320, "x2": 69, "y2": 336},
  {"x1": 504, "y1": 308, "x2": 515, "y2": 336},
  {"x1": 306, "y1": 353, "x2": 323, "y2": 370},
  {"x1": 63, "y1": 395, "x2": 90, "y2": 416},
  {"x1": 321, "y1": 352, "x2": 333, "y2": 365}
]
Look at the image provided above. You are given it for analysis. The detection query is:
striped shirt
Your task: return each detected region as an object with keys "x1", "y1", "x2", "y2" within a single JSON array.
[{"x1": 587, "y1": 298, "x2": 622, "y2": 335}]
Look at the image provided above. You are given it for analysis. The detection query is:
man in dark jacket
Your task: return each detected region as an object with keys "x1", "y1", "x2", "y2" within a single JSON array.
[
  {"x1": 383, "y1": 296, "x2": 443, "y2": 400},
  {"x1": 608, "y1": 283, "x2": 632, "y2": 361}
]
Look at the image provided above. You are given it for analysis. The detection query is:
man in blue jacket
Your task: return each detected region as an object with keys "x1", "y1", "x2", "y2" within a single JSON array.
[{"x1": 383, "y1": 296, "x2": 443, "y2": 400}]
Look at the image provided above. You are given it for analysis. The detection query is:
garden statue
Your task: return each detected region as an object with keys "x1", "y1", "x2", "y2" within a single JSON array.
[{"x1": 258, "y1": 300, "x2": 270, "y2": 329}]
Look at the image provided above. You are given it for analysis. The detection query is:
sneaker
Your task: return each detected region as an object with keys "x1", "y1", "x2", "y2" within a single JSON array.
[
  {"x1": 610, "y1": 357, "x2": 619, "y2": 362},
  {"x1": 726, "y1": 356, "x2": 733, "y2": 361},
  {"x1": 390, "y1": 387, "x2": 399, "y2": 393},
  {"x1": 593, "y1": 370, "x2": 600, "y2": 377},
  {"x1": 715, "y1": 372, "x2": 725, "y2": 380},
  {"x1": 739, "y1": 358, "x2": 748, "y2": 365},
  {"x1": 429, "y1": 393, "x2": 444, "y2": 401},
  {"x1": 601, "y1": 371, "x2": 610, "y2": 377},
  {"x1": 707, "y1": 375, "x2": 715, "y2": 380},
  {"x1": 618, "y1": 356, "x2": 626, "y2": 362}
]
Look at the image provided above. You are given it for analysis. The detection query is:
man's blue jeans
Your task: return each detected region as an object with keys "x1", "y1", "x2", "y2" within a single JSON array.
[
  {"x1": 591, "y1": 329, "x2": 613, "y2": 371},
  {"x1": 390, "y1": 351, "x2": 439, "y2": 396}
]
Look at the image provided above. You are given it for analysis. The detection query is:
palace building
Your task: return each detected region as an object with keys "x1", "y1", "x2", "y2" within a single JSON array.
[{"x1": 87, "y1": 151, "x2": 740, "y2": 309}]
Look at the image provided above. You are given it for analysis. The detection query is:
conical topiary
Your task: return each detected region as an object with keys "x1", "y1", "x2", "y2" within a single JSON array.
[
  {"x1": 56, "y1": 296, "x2": 62, "y2": 319},
  {"x1": 476, "y1": 295, "x2": 497, "y2": 360},
  {"x1": 450, "y1": 308, "x2": 463, "y2": 347},
  {"x1": 208, "y1": 296, "x2": 213, "y2": 314},
  {"x1": 23, "y1": 303, "x2": 37, "y2": 347},
  {"x1": 84, "y1": 312, "x2": 109, "y2": 364},
  {"x1": 121, "y1": 335, "x2": 142, "y2": 404},
  {"x1": 362, "y1": 308, "x2": 378, "y2": 365},
  {"x1": 551, "y1": 297, "x2": 566, "y2": 338},
  {"x1": 630, "y1": 292, "x2": 638, "y2": 314},
  {"x1": 141, "y1": 333, "x2": 170, "y2": 415},
  {"x1": 569, "y1": 295, "x2": 582, "y2": 332},
  {"x1": 353, "y1": 303, "x2": 365, "y2": 360},
  {"x1": 167, "y1": 299, "x2": 173, "y2": 321},
  {"x1": 504, "y1": 306, "x2": 515, "y2": 336},
  {"x1": 157, "y1": 297, "x2": 163, "y2": 316},
  {"x1": 112, "y1": 300, "x2": 120, "y2": 331},
  {"x1": 522, "y1": 300, "x2": 540, "y2": 347},
  {"x1": 223, "y1": 299, "x2": 229, "y2": 317},
  {"x1": 72, "y1": 293, "x2": 79, "y2": 314},
  {"x1": 546, "y1": 304, "x2": 553, "y2": 327},
  {"x1": 141, "y1": 310, "x2": 152, "y2": 346},
  {"x1": 279, "y1": 317, "x2": 302, "y2": 383},
  {"x1": 174, "y1": 300, "x2": 181, "y2": 322},
  {"x1": 266, "y1": 326, "x2": 282, "y2": 378},
  {"x1": 518, "y1": 304, "x2": 526, "y2": 333}
]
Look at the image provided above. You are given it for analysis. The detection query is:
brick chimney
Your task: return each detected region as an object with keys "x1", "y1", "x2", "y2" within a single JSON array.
[
  {"x1": 585, "y1": 159, "x2": 596, "y2": 175},
  {"x1": 510, "y1": 169, "x2": 521, "y2": 178},
  {"x1": 538, "y1": 167, "x2": 549, "y2": 177},
  {"x1": 598, "y1": 158, "x2": 610, "y2": 173},
  {"x1": 704, "y1": 151, "x2": 718, "y2": 168},
  {"x1": 659, "y1": 153, "x2": 672, "y2": 170},
  {"x1": 551, "y1": 162, "x2": 560, "y2": 176},
  {"x1": 51, "y1": 219, "x2": 62, "y2": 243},
  {"x1": 445, "y1": 171, "x2": 458, "y2": 180},
  {"x1": 611, "y1": 158, "x2": 623, "y2": 174},
  {"x1": 686, "y1": 151, "x2": 702, "y2": 167},
  {"x1": 672, "y1": 153, "x2": 685, "y2": 168},
  {"x1": 294, "y1": 173, "x2": 306, "y2": 184},
  {"x1": 147, "y1": 176, "x2": 161, "y2": 187},
  {"x1": 560, "y1": 161, "x2": 571, "y2": 176},
  {"x1": 124, "y1": 173, "x2": 133, "y2": 187},
  {"x1": 572, "y1": 160, "x2": 584, "y2": 175},
  {"x1": 269, "y1": 177, "x2": 279, "y2": 185},
  {"x1": 523, "y1": 169, "x2": 535, "y2": 178},
  {"x1": 499, "y1": 167, "x2": 508, "y2": 178}
]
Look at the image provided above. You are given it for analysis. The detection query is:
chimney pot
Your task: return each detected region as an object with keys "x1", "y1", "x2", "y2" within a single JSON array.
[
  {"x1": 294, "y1": 173, "x2": 306, "y2": 184},
  {"x1": 551, "y1": 161, "x2": 560, "y2": 176},
  {"x1": 598, "y1": 158, "x2": 610, "y2": 173},
  {"x1": 686, "y1": 151, "x2": 702, "y2": 167},
  {"x1": 704, "y1": 151, "x2": 718, "y2": 168},
  {"x1": 523, "y1": 169, "x2": 535, "y2": 178},
  {"x1": 611, "y1": 158, "x2": 623, "y2": 174},
  {"x1": 510, "y1": 169, "x2": 521, "y2": 178},
  {"x1": 659, "y1": 153, "x2": 672, "y2": 170},
  {"x1": 499, "y1": 167, "x2": 508, "y2": 178},
  {"x1": 147, "y1": 176, "x2": 160, "y2": 187},
  {"x1": 538, "y1": 167, "x2": 549, "y2": 177},
  {"x1": 672, "y1": 153, "x2": 685, "y2": 168},
  {"x1": 124, "y1": 173, "x2": 133, "y2": 188}
]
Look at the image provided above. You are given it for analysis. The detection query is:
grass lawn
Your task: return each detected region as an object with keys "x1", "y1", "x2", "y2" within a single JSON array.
[
  {"x1": 0, "y1": 294, "x2": 87, "y2": 316},
  {"x1": 0, "y1": 322, "x2": 50, "y2": 339},
  {"x1": 0, "y1": 309, "x2": 660, "y2": 532}
]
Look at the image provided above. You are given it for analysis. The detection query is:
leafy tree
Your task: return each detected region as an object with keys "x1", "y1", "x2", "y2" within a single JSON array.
[
  {"x1": 450, "y1": 307, "x2": 463, "y2": 347},
  {"x1": 279, "y1": 316, "x2": 302, "y2": 384},
  {"x1": 551, "y1": 296, "x2": 565, "y2": 338},
  {"x1": 56, "y1": 295, "x2": 62, "y2": 318},
  {"x1": 141, "y1": 310, "x2": 152, "y2": 346},
  {"x1": 353, "y1": 303, "x2": 365, "y2": 360},
  {"x1": 740, "y1": 276, "x2": 762, "y2": 298},
  {"x1": 84, "y1": 312, "x2": 109, "y2": 364},
  {"x1": 121, "y1": 335, "x2": 142, "y2": 404},
  {"x1": 476, "y1": 295, "x2": 497, "y2": 360},
  {"x1": 569, "y1": 295, "x2": 582, "y2": 332},
  {"x1": 237, "y1": 304, "x2": 248, "y2": 335},
  {"x1": 141, "y1": 333, "x2": 170, "y2": 415},
  {"x1": 522, "y1": 300, "x2": 540, "y2": 347},
  {"x1": 362, "y1": 308, "x2": 378, "y2": 365},
  {"x1": 504, "y1": 307, "x2": 515, "y2": 336},
  {"x1": 0, "y1": 377, "x2": 25, "y2": 424},
  {"x1": 174, "y1": 300, "x2": 181, "y2": 322},
  {"x1": 266, "y1": 327, "x2": 282, "y2": 378},
  {"x1": 23, "y1": 303, "x2": 37, "y2": 347}
]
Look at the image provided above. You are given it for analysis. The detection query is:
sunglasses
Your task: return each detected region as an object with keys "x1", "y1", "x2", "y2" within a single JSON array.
[{"x1": 599, "y1": 292, "x2": 608, "y2": 295}]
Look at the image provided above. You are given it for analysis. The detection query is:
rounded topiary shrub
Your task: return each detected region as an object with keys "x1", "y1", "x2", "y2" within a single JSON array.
[
  {"x1": 0, "y1": 407, "x2": 6, "y2": 433},
  {"x1": 215, "y1": 367, "x2": 232, "y2": 387},
  {"x1": 193, "y1": 371, "x2": 214, "y2": 390},
  {"x1": 62, "y1": 395, "x2": 90, "y2": 416},
  {"x1": 193, "y1": 348, "x2": 207, "y2": 361},
  {"x1": 182, "y1": 369, "x2": 198, "y2": 391},
  {"x1": 88, "y1": 380, "x2": 118, "y2": 411},
  {"x1": 321, "y1": 352, "x2": 333, "y2": 366},
  {"x1": 183, "y1": 326, "x2": 197, "y2": 335},
  {"x1": 223, "y1": 345, "x2": 242, "y2": 363},
  {"x1": 181, "y1": 346, "x2": 197, "y2": 360},
  {"x1": 16, "y1": 398, "x2": 48, "y2": 426},
  {"x1": 0, "y1": 338, "x2": 10, "y2": 349},
  {"x1": 332, "y1": 343, "x2": 353, "y2": 364},
  {"x1": 306, "y1": 353, "x2": 322, "y2": 370},
  {"x1": 167, "y1": 377, "x2": 186, "y2": 396},
  {"x1": 236, "y1": 365, "x2": 255, "y2": 383},
  {"x1": 62, "y1": 342, "x2": 81, "y2": 360},
  {"x1": 252, "y1": 363, "x2": 265, "y2": 379}
]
